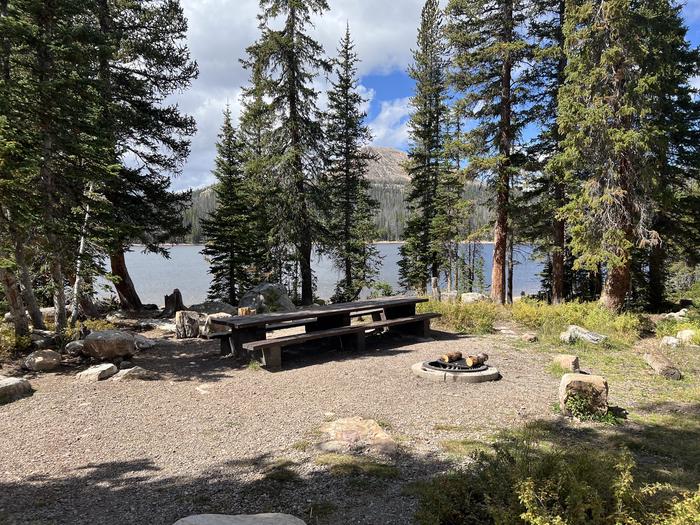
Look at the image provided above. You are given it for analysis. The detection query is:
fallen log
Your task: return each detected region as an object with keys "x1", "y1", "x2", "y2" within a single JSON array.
[
  {"x1": 466, "y1": 353, "x2": 488, "y2": 368},
  {"x1": 440, "y1": 352, "x2": 462, "y2": 363},
  {"x1": 643, "y1": 352, "x2": 682, "y2": 380}
]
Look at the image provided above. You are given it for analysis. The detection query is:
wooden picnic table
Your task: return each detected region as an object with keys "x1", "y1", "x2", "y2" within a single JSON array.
[{"x1": 214, "y1": 296, "x2": 430, "y2": 361}]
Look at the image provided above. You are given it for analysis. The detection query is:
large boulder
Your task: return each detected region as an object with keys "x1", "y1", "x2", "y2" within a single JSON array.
[
  {"x1": 0, "y1": 376, "x2": 32, "y2": 403},
  {"x1": 461, "y1": 292, "x2": 490, "y2": 304},
  {"x1": 189, "y1": 301, "x2": 237, "y2": 315},
  {"x1": 3, "y1": 307, "x2": 55, "y2": 324},
  {"x1": 77, "y1": 363, "x2": 118, "y2": 382},
  {"x1": 82, "y1": 330, "x2": 136, "y2": 360},
  {"x1": 553, "y1": 354, "x2": 580, "y2": 372},
  {"x1": 560, "y1": 325, "x2": 607, "y2": 345},
  {"x1": 677, "y1": 329, "x2": 698, "y2": 345},
  {"x1": 23, "y1": 349, "x2": 61, "y2": 372},
  {"x1": 239, "y1": 283, "x2": 295, "y2": 314},
  {"x1": 65, "y1": 340, "x2": 85, "y2": 356},
  {"x1": 559, "y1": 373, "x2": 608, "y2": 416},
  {"x1": 173, "y1": 515, "x2": 306, "y2": 525},
  {"x1": 202, "y1": 313, "x2": 231, "y2": 336},
  {"x1": 175, "y1": 311, "x2": 200, "y2": 339},
  {"x1": 661, "y1": 336, "x2": 680, "y2": 348}
]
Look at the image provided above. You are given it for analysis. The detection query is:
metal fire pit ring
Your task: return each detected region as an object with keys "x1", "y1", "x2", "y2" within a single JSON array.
[
  {"x1": 422, "y1": 359, "x2": 489, "y2": 373},
  {"x1": 411, "y1": 360, "x2": 500, "y2": 384}
]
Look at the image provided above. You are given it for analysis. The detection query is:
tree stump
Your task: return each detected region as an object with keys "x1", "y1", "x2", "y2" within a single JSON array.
[{"x1": 163, "y1": 289, "x2": 185, "y2": 317}]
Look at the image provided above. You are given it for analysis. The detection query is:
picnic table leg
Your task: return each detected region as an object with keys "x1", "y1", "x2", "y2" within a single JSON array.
[
  {"x1": 228, "y1": 328, "x2": 266, "y2": 359},
  {"x1": 260, "y1": 345, "x2": 282, "y2": 369}
]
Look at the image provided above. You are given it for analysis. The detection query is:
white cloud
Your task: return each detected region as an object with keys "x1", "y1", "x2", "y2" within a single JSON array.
[
  {"x1": 167, "y1": 0, "x2": 425, "y2": 190},
  {"x1": 368, "y1": 97, "x2": 412, "y2": 149}
]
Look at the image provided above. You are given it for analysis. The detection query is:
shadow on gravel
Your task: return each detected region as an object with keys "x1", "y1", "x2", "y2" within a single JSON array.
[{"x1": 0, "y1": 447, "x2": 452, "y2": 525}]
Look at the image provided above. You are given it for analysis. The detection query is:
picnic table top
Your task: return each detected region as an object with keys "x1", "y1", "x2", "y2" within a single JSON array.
[{"x1": 217, "y1": 296, "x2": 428, "y2": 329}]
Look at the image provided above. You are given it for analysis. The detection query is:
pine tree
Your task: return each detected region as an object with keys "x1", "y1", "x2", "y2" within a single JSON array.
[
  {"x1": 557, "y1": 0, "x2": 700, "y2": 311},
  {"x1": 399, "y1": 0, "x2": 450, "y2": 294},
  {"x1": 244, "y1": 0, "x2": 331, "y2": 305},
  {"x1": 323, "y1": 26, "x2": 380, "y2": 303},
  {"x1": 446, "y1": 0, "x2": 531, "y2": 304},
  {"x1": 201, "y1": 107, "x2": 258, "y2": 305}
]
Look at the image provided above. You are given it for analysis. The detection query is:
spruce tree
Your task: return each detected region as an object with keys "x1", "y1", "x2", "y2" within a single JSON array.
[
  {"x1": 324, "y1": 26, "x2": 380, "y2": 303},
  {"x1": 399, "y1": 0, "x2": 450, "y2": 294},
  {"x1": 244, "y1": 0, "x2": 331, "y2": 305},
  {"x1": 201, "y1": 107, "x2": 258, "y2": 305},
  {"x1": 446, "y1": 0, "x2": 531, "y2": 304},
  {"x1": 557, "y1": 0, "x2": 700, "y2": 311}
]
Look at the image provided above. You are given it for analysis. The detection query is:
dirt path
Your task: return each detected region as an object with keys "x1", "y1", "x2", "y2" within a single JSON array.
[{"x1": 0, "y1": 330, "x2": 557, "y2": 525}]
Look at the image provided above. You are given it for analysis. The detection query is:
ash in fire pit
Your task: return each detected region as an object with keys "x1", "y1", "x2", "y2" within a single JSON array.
[{"x1": 412, "y1": 352, "x2": 500, "y2": 383}]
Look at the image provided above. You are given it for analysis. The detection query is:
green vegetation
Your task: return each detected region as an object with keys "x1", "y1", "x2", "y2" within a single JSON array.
[
  {"x1": 439, "y1": 439, "x2": 490, "y2": 457},
  {"x1": 564, "y1": 394, "x2": 620, "y2": 425},
  {"x1": 315, "y1": 453, "x2": 399, "y2": 479},
  {"x1": 414, "y1": 425, "x2": 700, "y2": 525},
  {"x1": 419, "y1": 299, "x2": 496, "y2": 334}
]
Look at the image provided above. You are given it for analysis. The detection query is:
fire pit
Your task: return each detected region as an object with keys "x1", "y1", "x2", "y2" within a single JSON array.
[{"x1": 412, "y1": 354, "x2": 500, "y2": 383}]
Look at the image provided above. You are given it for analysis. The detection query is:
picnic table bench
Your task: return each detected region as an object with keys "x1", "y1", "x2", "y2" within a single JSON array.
[{"x1": 213, "y1": 296, "x2": 439, "y2": 368}]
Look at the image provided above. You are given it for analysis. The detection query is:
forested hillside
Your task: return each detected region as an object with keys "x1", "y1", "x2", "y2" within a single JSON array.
[{"x1": 181, "y1": 146, "x2": 490, "y2": 243}]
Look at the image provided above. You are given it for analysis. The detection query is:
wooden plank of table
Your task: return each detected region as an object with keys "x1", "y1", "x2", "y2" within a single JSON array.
[{"x1": 216, "y1": 296, "x2": 428, "y2": 329}]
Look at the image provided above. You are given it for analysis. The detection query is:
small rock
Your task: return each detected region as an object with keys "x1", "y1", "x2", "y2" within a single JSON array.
[
  {"x1": 83, "y1": 330, "x2": 136, "y2": 359},
  {"x1": 460, "y1": 292, "x2": 490, "y2": 304},
  {"x1": 559, "y1": 373, "x2": 608, "y2": 416},
  {"x1": 677, "y1": 329, "x2": 697, "y2": 345},
  {"x1": 23, "y1": 349, "x2": 61, "y2": 372},
  {"x1": 112, "y1": 366, "x2": 157, "y2": 381},
  {"x1": 553, "y1": 354, "x2": 580, "y2": 372},
  {"x1": 120, "y1": 360, "x2": 135, "y2": 370},
  {"x1": 134, "y1": 333, "x2": 156, "y2": 350},
  {"x1": 0, "y1": 376, "x2": 33, "y2": 403},
  {"x1": 661, "y1": 336, "x2": 680, "y2": 348},
  {"x1": 175, "y1": 311, "x2": 200, "y2": 339},
  {"x1": 202, "y1": 313, "x2": 231, "y2": 337},
  {"x1": 65, "y1": 340, "x2": 85, "y2": 356},
  {"x1": 521, "y1": 332, "x2": 538, "y2": 343},
  {"x1": 560, "y1": 325, "x2": 607, "y2": 345},
  {"x1": 661, "y1": 308, "x2": 688, "y2": 320},
  {"x1": 77, "y1": 363, "x2": 118, "y2": 382},
  {"x1": 172, "y1": 514, "x2": 307, "y2": 525}
]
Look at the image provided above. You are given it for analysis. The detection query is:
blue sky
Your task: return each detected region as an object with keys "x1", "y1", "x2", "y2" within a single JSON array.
[{"x1": 172, "y1": 0, "x2": 700, "y2": 191}]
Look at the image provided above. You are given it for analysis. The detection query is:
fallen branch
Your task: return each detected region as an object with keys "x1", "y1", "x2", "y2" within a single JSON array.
[{"x1": 643, "y1": 352, "x2": 682, "y2": 380}]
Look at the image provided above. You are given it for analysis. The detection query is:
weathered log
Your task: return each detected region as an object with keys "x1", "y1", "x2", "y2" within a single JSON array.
[
  {"x1": 466, "y1": 353, "x2": 488, "y2": 368},
  {"x1": 644, "y1": 352, "x2": 682, "y2": 380},
  {"x1": 440, "y1": 352, "x2": 462, "y2": 363},
  {"x1": 163, "y1": 289, "x2": 185, "y2": 318}
]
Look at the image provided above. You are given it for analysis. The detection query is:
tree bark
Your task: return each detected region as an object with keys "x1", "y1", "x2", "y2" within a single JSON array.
[
  {"x1": 506, "y1": 235, "x2": 514, "y2": 304},
  {"x1": 551, "y1": 218, "x2": 565, "y2": 304},
  {"x1": 647, "y1": 242, "x2": 665, "y2": 313},
  {"x1": 14, "y1": 240, "x2": 45, "y2": 329},
  {"x1": 600, "y1": 262, "x2": 631, "y2": 311},
  {"x1": 0, "y1": 267, "x2": 30, "y2": 337},
  {"x1": 110, "y1": 249, "x2": 143, "y2": 310}
]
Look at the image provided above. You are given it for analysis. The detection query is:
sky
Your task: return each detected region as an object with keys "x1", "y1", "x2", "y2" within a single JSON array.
[{"x1": 171, "y1": 0, "x2": 700, "y2": 192}]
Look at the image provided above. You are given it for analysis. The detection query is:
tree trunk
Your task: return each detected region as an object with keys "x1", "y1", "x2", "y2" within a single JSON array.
[
  {"x1": 71, "y1": 184, "x2": 93, "y2": 326},
  {"x1": 110, "y1": 249, "x2": 143, "y2": 310},
  {"x1": 647, "y1": 242, "x2": 665, "y2": 313},
  {"x1": 644, "y1": 352, "x2": 681, "y2": 380},
  {"x1": 600, "y1": 262, "x2": 631, "y2": 311},
  {"x1": 551, "y1": 218, "x2": 565, "y2": 304},
  {"x1": 14, "y1": 239, "x2": 45, "y2": 329},
  {"x1": 506, "y1": 235, "x2": 514, "y2": 304},
  {"x1": 0, "y1": 267, "x2": 30, "y2": 337}
]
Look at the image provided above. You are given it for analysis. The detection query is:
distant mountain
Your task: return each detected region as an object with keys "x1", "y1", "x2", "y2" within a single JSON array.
[{"x1": 179, "y1": 146, "x2": 490, "y2": 244}]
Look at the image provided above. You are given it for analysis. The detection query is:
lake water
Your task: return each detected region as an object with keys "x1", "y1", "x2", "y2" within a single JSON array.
[{"x1": 110, "y1": 243, "x2": 544, "y2": 306}]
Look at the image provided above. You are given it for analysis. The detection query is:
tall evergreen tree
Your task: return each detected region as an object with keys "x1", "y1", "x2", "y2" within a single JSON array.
[
  {"x1": 324, "y1": 25, "x2": 380, "y2": 303},
  {"x1": 244, "y1": 0, "x2": 331, "y2": 305},
  {"x1": 399, "y1": 0, "x2": 450, "y2": 294},
  {"x1": 557, "y1": 0, "x2": 700, "y2": 311},
  {"x1": 446, "y1": 0, "x2": 531, "y2": 304},
  {"x1": 201, "y1": 107, "x2": 258, "y2": 305}
]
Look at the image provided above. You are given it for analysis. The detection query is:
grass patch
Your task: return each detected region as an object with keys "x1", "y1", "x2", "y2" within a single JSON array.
[
  {"x1": 433, "y1": 423, "x2": 466, "y2": 432},
  {"x1": 291, "y1": 440, "x2": 312, "y2": 452},
  {"x1": 510, "y1": 299, "x2": 642, "y2": 346},
  {"x1": 418, "y1": 299, "x2": 497, "y2": 334},
  {"x1": 0, "y1": 323, "x2": 32, "y2": 358},
  {"x1": 374, "y1": 418, "x2": 392, "y2": 430},
  {"x1": 263, "y1": 459, "x2": 299, "y2": 482},
  {"x1": 247, "y1": 360, "x2": 262, "y2": 371},
  {"x1": 547, "y1": 361, "x2": 569, "y2": 378},
  {"x1": 440, "y1": 438, "x2": 490, "y2": 457},
  {"x1": 315, "y1": 453, "x2": 399, "y2": 479}
]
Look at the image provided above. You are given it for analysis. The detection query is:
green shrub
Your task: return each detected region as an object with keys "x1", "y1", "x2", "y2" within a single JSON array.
[
  {"x1": 419, "y1": 300, "x2": 496, "y2": 334},
  {"x1": 414, "y1": 431, "x2": 695, "y2": 525},
  {"x1": 369, "y1": 281, "x2": 394, "y2": 298},
  {"x1": 0, "y1": 323, "x2": 31, "y2": 358},
  {"x1": 511, "y1": 299, "x2": 642, "y2": 344}
]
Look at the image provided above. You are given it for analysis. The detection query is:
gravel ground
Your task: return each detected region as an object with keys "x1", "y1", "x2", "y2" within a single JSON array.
[{"x1": 0, "y1": 328, "x2": 557, "y2": 525}]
